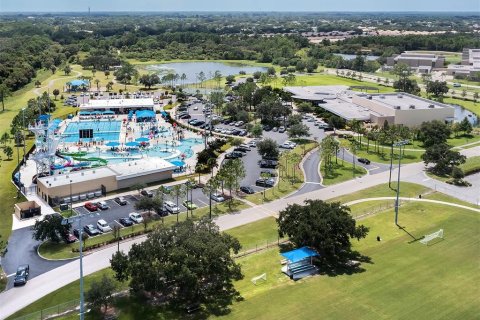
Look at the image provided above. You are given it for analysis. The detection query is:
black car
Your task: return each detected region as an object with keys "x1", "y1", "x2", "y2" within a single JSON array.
[
  {"x1": 192, "y1": 120, "x2": 205, "y2": 127},
  {"x1": 358, "y1": 158, "x2": 371, "y2": 165},
  {"x1": 225, "y1": 151, "x2": 244, "y2": 159},
  {"x1": 119, "y1": 217, "x2": 134, "y2": 227},
  {"x1": 156, "y1": 206, "x2": 169, "y2": 217},
  {"x1": 255, "y1": 178, "x2": 275, "y2": 188},
  {"x1": 13, "y1": 264, "x2": 30, "y2": 286},
  {"x1": 240, "y1": 186, "x2": 255, "y2": 194},
  {"x1": 263, "y1": 125, "x2": 272, "y2": 131},
  {"x1": 233, "y1": 147, "x2": 248, "y2": 153},
  {"x1": 114, "y1": 197, "x2": 127, "y2": 205},
  {"x1": 141, "y1": 189, "x2": 154, "y2": 198},
  {"x1": 73, "y1": 228, "x2": 87, "y2": 239},
  {"x1": 179, "y1": 114, "x2": 191, "y2": 119},
  {"x1": 84, "y1": 224, "x2": 101, "y2": 236},
  {"x1": 260, "y1": 160, "x2": 278, "y2": 169}
]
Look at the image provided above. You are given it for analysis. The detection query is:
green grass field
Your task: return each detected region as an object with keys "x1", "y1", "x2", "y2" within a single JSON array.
[
  {"x1": 219, "y1": 202, "x2": 480, "y2": 320},
  {"x1": 320, "y1": 161, "x2": 367, "y2": 186},
  {"x1": 443, "y1": 97, "x2": 480, "y2": 116}
]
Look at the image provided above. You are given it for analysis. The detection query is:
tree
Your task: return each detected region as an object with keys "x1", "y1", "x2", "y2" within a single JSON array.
[
  {"x1": 277, "y1": 200, "x2": 369, "y2": 260},
  {"x1": 32, "y1": 214, "x2": 71, "y2": 243},
  {"x1": 172, "y1": 184, "x2": 186, "y2": 223},
  {"x1": 225, "y1": 75, "x2": 235, "y2": 85},
  {"x1": 114, "y1": 62, "x2": 138, "y2": 90},
  {"x1": 104, "y1": 70, "x2": 110, "y2": 79},
  {"x1": 296, "y1": 102, "x2": 313, "y2": 113},
  {"x1": 473, "y1": 92, "x2": 479, "y2": 102},
  {"x1": 110, "y1": 218, "x2": 243, "y2": 314},
  {"x1": 63, "y1": 65, "x2": 71, "y2": 76},
  {"x1": 418, "y1": 120, "x2": 451, "y2": 148},
  {"x1": 459, "y1": 117, "x2": 473, "y2": 135},
  {"x1": 139, "y1": 74, "x2": 160, "y2": 89},
  {"x1": 461, "y1": 90, "x2": 467, "y2": 99},
  {"x1": 451, "y1": 166, "x2": 465, "y2": 180},
  {"x1": 287, "y1": 123, "x2": 310, "y2": 139},
  {"x1": 85, "y1": 275, "x2": 116, "y2": 316},
  {"x1": 34, "y1": 80, "x2": 41, "y2": 88},
  {"x1": 250, "y1": 123, "x2": 263, "y2": 138},
  {"x1": 320, "y1": 135, "x2": 338, "y2": 175},
  {"x1": 422, "y1": 143, "x2": 466, "y2": 175},
  {"x1": 106, "y1": 81, "x2": 114, "y2": 92},
  {"x1": 1, "y1": 132, "x2": 10, "y2": 146},
  {"x1": 425, "y1": 80, "x2": 449, "y2": 98},
  {"x1": 3, "y1": 146, "x2": 13, "y2": 160},
  {"x1": 52, "y1": 89, "x2": 60, "y2": 100},
  {"x1": 257, "y1": 138, "x2": 279, "y2": 159},
  {"x1": 0, "y1": 84, "x2": 11, "y2": 112},
  {"x1": 220, "y1": 159, "x2": 245, "y2": 208},
  {"x1": 202, "y1": 177, "x2": 219, "y2": 219},
  {"x1": 94, "y1": 79, "x2": 100, "y2": 91}
]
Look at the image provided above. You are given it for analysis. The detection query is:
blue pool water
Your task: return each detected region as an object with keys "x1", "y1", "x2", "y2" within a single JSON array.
[
  {"x1": 84, "y1": 138, "x2": 203, "y2": 164},
  {"x1": 62, "y1": 120, "x2": 121, "y2": 142}
]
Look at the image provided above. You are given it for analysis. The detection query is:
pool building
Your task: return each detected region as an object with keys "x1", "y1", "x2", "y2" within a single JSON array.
[
  {"x1": 80, "y1": 98, "x2": 155, "y2": 114},
  {"x1": 37, "y1": 158, "x2": 176, "y2": 206}
]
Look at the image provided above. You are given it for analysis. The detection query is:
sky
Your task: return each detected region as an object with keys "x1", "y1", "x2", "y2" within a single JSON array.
[{"x1": 0, "y1": 0, "x2": 478, "y2": 13}]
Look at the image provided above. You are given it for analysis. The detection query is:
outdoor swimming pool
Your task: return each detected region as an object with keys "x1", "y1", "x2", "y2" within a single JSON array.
[
  {"x1": 62, "y1": 120, "x2": 121, "y2": 143},
  {"x1": 84, "y1": 138, "x2": 203, "y2": 165}
]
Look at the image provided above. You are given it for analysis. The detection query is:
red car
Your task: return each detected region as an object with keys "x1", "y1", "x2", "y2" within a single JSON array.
[{"x1": 84, "y1": 202, "x2": 98, "y2": 212}]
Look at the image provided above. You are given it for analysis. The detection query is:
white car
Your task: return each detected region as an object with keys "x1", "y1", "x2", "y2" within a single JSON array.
[
  {"x1": 285, "y1": 140, "x2": 297, "y2": 148},
  {"x1": 211, "y1": 193, "x2": 225, "y2": 202},
  {"x1": 280, "y1": 142, "x2": 295, "y2": 149},
  {"x1": 129, "y1": 212, "x2": 144, "y2": 224},
  {"x1": 164, "y1": 201, "x2": 180, "y2": 214},
  {"x1": 193, "y1": 106, "x2": 198, "y2": 110},
  {"x1": 96, "y1": 219, "x2": 112, "y2": 233}
]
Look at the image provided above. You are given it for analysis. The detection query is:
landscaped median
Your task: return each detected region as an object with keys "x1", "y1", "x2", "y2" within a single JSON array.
[
  {"x1": 320, "y1": 161, "x2": 367, "y2": 186},
  {"x1": 426, "y1": 155, "x2": 480, "y2": 184},
  {"x1": 245, "y1": 140, "x2": 318, "y2": 205},
  {"x1": 39, "y1": 199, "x2": 250, "y2": 260}
]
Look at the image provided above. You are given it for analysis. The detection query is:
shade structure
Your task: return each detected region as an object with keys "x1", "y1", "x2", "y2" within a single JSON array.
[
  {"x1": 90, "y1": 111, "x2": 101, "y2": 115},
  {"x1": 38, "y1": 114, "x2": 51, "y2": 121},
  {"x1": 106, "y1": 141, "x2": 120, "y2": 147},
  {"x1": 126, "y1": 141, "x2": 140, "y2": 147},
  {"x1": 136, "y1": 110, "x2": 156, "y2": 119},
  {"x1": 170, "y1": 160, "x2": 186, "y2": 168},
  {"x1": 135, "y1": 137, "x2": 150, "y2": 142},
  {"x1": 79, "y1": 111, "x2": 91, "y2": 115},
  {"x1": 67, "y1": 79, "x2": 89, "y2": 87},
  {"x1": 103, "y1": 110, "x2": 115, "y2": 115},
  {"x1": 281, "y1": 247, "x2": 319, "y2": 263}
]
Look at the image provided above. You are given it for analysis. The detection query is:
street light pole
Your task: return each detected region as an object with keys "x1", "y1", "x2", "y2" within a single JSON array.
[
  {"x1": 22, "y1": 108, "x2": 26, "y2": 163},
  {"x1": 393, "y1": 140, "x2": 409, "y2": 226}
]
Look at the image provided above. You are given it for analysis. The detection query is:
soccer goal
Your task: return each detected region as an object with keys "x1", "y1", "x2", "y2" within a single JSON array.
[
  {"x1": 251, "y1": 273, "x2": 267, "y2": 285},
  {"x1": 420, "y1": 229, "x2": 444, "y2": 245}
]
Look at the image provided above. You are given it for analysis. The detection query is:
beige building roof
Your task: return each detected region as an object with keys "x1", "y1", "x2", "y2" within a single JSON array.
[{"x1": 80, "y1": 98, "x2": 154, "y2": 109}]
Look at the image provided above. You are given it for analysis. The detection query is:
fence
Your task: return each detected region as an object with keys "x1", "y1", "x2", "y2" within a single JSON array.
[
  {"x1": 12, "y1": 299, "x2": 80, "y2": 320},
  {"x1": 234, "y1": 237, "x2": 289, "y2": 258}
]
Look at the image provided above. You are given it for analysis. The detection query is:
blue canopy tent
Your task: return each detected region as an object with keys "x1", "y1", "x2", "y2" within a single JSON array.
[
  {"x1": 106, "y1": 141, "x2": 120, "y2": 147},
  {"x1": 128, "y1": 110, "x2": 134, "y2": 120},
  {"x1": 160, "y1": 111, "x2": 168, "y2": 118},
  {"x1": 90, "y1": 111, "x2": 102, "y2": 115},
  {"x1": 170, "y1": 160, "x2": 186, "y2": 172},
  {"x1": 281, "y1": 247, "x2": 319, "y2": 280},
  {"x1": 136, "y1": 110, "x2": 156, "y2": 122},
  {"x1": 103, "y1": 110, "x2": 115, "y2": 115},
  {"x1": 79, "y1": 111, "x2": 91, "y2": 116},
  {"x1": 135, "y1": 137, "x2": 150, "y2": 142}
]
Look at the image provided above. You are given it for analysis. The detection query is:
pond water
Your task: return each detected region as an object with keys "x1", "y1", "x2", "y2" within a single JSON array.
[
  {"x1": 333, "y1": 53, "x2": 380, "y2": 61},
  {"x1": 452, "y1": 104, "x2": 478, "y2": 125},
  {"x1": 145, "y1": 61, "x2": 267, "y2": 84}
]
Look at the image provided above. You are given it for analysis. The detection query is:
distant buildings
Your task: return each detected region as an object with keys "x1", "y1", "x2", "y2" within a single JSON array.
[
  {"x1": 385, "y1": 52, "x2": 445, "y2": 73},
  {"x1": 446, "y1": 48, "x2": 480, "y2": 78},
  {"x1": 284, "y1": 85, "x2": 455, "y2": 127}
]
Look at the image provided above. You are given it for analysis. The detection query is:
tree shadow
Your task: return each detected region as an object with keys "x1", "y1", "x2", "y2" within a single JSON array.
[{"x1": 316, "y1": 250, "x2": 372, "y2": 277}]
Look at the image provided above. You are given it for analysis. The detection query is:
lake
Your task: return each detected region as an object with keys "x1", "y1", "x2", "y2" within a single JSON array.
[
  {"x1": 452, "y1": 104, "x2": 478, "y2": 125},
  {"x1": 145, "y1": 61, "x2": 267, "y2": 84},
  {"x1": 333, "y1": 53, "x2": 380, "y2": 61}
]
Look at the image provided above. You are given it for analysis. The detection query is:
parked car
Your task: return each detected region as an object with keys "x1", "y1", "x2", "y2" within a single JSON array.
[
  {"x1": 13, "y1": 265, "x2": 30, "y2": 286},
  {"x1": 188, "y1": 119, "x2": 199, "y2": 125},
  {"x1": 240, "y1": 186, "x2": 255, "y2": 194},
  {"x1": 129, "y1": 212, "x2": 144, "y2": 224},
  {"x1": 272, "y1": 127, "x2": 278, "y2": 132},
  {"x1": 238, "y1": 130, "x2": 247, "y2": 136},
  {"x1": 73, "y1": 228, "x2": 87, "y2": 239},
  {"x1": 263, "y1": 125, "x2": 272, "y2": 131},
  {"x1": 260, "y1": 160, "x2": 278, "y2": 169},
  {"x1": 278, "y1": 126, "x2": 286, "y2": 133},
  {"x1": 183, "y1": 200, "x2": 198, "y2": 210},
  {"x1": 248, "y1": 141, "x2": 257, "y2": 147},
  {"x1": 63, "y1": 233, "x2": 77, "y2": 244},
  {"x1": 358, "y1": 158, "x2": 371, "y2": 165},
  {"x1": 97, "y1": 219, "x2": 112, "y2": 233},
  {"x1": 84, "y1": 224, "x2": 101, "y2": 236},
  {"x1": 84, "y1": 202, "x2": 98, "y2": 212},
  {"x1": 225, "y1": 151, "x2": 244, "y2": 159},
  {"x1": 119, "y1": 217, "x2": 134, "y2": 227},
  {"x1": 164, "y1": 201, "x2": 180, "y2": 214},
  {"x1": 260, "y1": 170, "x2": 277, "y2": 177},
  {"x1": 141, "y1": 189, "x2": 154, "y2": 198},
  {"x1": 234, "y1": 146, "x2": 250, "y2": 152},
  {"x1": 96, "y1": 201, "x2": 109, "y2": 210},
  {"x1": 255, "y1": 178, "x2": 275, "y2": 187},
  {"x1": 179, "y1": 114, "x2": 191, "y2": 119},
  {"x1": 211, "y1": 193, "x2": 225, "y2": 202},
  {"x1": 114, "y1": 197, "x2": 127, "y2": 205}
]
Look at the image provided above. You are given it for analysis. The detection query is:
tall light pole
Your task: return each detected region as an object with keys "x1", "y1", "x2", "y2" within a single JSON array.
[
  {"x1": 393, "y1": 140, "x2": 409, "y2": 226},
  {"x1": 22, "y1": 108, "x2": 26, "y2": 163}
]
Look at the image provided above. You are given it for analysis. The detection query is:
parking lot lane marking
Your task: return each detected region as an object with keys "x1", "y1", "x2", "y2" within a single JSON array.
[
  {"x1": 114, "y1": 220, "x2": 124, "y2": 227},
  {"x1": 7, "y1": 273, "x2": 15, "y2": 278},
  {"x1": 196, "y1": 199, "x2": 208, "y2": 206},
  {"x1": 304, "y1": 182, "x2": 322, "y2": 185}
]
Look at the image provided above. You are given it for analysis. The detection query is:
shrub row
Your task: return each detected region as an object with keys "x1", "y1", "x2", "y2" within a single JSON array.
[{"x1": 72, "y1": 229, "x2": 153, "y2": 252}]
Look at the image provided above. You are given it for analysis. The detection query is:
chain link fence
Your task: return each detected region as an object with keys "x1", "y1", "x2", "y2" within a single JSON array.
[{"x1": 12, "y1": 299, "x2": 80, "y2": 320}]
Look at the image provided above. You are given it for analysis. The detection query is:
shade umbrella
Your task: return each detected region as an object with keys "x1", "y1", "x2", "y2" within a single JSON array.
[
  {"x1": 126, "y1": 141, "x2": 140, "y2": 147},
  {"x1": 106, "y1": 141, "x2": 120, "y2": 147},
  {"x1": 90, "y1": 111, "x2": 101, "y2": 115},
  {"x1": 103, "y1": 110, "x2": 115, "y2": 115},
  {"x1": 136, "y1": 137, "x2": 150, "y2": 142}
]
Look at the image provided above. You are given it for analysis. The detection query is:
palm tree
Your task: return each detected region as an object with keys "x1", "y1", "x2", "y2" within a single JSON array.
[
  {"x1": 172, "y1": 184, "x2": 186, "y2": 223},
  {"x1": 95, "y1": 79, "x2": 100, "y2": 91},
  {"x1": 180, "y1": 73, "x2": 187, "y2": 88},
  {"x1": 202, "y1": 177, "x2": 219, "y2": 219}
]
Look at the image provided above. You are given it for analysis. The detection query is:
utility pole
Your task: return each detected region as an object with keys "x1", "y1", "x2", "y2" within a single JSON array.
[{"x1": 393, "y1": 140, "x2": 409, "y2": 226}]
